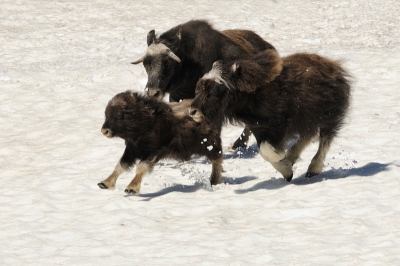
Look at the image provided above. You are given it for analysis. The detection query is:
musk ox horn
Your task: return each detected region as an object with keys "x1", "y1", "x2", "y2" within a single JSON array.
[
  {"x1": 166, "y1": 49, "x2": 181, "y2": 63},
  {"x1": 131, "y1": 55, "x2": 145, "y2": 64}
]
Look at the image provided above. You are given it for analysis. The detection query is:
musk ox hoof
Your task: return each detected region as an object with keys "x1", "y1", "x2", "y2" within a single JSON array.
[
  {"x1": 210, "y1": 180, "x2": 221, "y2": 186},
  {"x1": 228, "y1": 140, "x2": 247, "y2": 151},
  {"x1": 98, "y1": 182, "x2": 108, "y2": 189},
  {"x1": 124, "y1": 189, "x2": 139, "y2": 195},
  {"x1": 284, "y1": 173, "x2": 293, "y2": 182},
  {"x1": 305, "y1": 171, "x2": 319, "y2": 178}
]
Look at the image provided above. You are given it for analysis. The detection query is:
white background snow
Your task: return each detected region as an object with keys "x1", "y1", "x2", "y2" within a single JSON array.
[{"x1": 1, "y1": 0, "x2": 400, "y2": 264}]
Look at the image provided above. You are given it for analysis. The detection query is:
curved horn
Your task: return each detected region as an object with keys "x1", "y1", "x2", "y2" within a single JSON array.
[
  {"x1": 131, "y1": 55, "x2": 145, "y2": 64},
  {"x1": 166, "y1": 49, "x2": 181, "y2": 63}
]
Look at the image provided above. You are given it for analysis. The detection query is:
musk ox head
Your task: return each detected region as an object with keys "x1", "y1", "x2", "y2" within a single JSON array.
[
  {"x1": 131, "y1": 29, "x2": 182, "y2": 100},
  {"x1": 189, "y1": 61, "x2": 229, "y2": 124},
  {"x1": 101, "y1": 91, "x2": 151, "y2": 141},
  {"x1": 189, "y1": 50, "x2": 282, "y2": 124}
]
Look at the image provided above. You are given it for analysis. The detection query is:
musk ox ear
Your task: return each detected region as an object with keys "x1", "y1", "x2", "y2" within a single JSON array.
[
  {"x1": 231, "y1": 62, "x2": 241, "y2": 76},
  {"x1": 212, "y1": 60, "x2": 223, "y2": 69},
  {"x1": 175, "y1": 28, "x2": 182, "y2": 40},
  {"x1": 147, "y1": 30, "x2": 156, "y2": 46}
]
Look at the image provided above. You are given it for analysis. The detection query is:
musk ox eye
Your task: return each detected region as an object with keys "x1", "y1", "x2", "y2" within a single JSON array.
[
  {"x1": 116, "y1": 112, "x2": 124, "y2": 120},
  {"x1": 210, "y1": 87, "x2": 217, "y2": 95}
]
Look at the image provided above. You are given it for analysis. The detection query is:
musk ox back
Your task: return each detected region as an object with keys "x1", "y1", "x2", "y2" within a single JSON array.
[
  {"x1": 189, "y1": 50, "x2": 351, "y2": 181},
  {"x1": 99, "y1": 91, "x2": 223, "y2": 195}
]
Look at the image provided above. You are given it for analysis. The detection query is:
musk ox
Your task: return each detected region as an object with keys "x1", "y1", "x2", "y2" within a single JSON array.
[
  {"x1": 98, "y1": 91, "x2": 223, "y2": 195},
  {"x1": 131, "y1": 19, "x2": 276, "y2": 150},
  {"x1": 189, "y1": 50, "x2": 351, "y2": 181}
]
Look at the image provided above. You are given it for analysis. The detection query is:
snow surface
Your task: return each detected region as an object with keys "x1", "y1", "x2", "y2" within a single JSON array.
[{"x1": 1, "y1": 0, "x2": 400, "y2": 265}]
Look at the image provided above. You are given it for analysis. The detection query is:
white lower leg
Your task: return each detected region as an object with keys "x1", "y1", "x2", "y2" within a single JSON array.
[
  {"x1": 259, "y1": 141, "x2": 293, "y2": 180},
  {"x1": 271, "y1": 158, "x2": 293, "y2": 181},
  {"x1": 125, "y1": 161, "x2": 153, "y2": 194},
  {"x1": 259, "y1": 142, "x2": 286, "y2": 162},
  {"x1": 99, "y1": 162, "x2": 125, "y2": 189}
]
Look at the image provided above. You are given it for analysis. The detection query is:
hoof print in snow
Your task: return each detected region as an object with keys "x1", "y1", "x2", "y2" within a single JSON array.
[{"x1": 98, "y1": 183, "x2": 108, "y2": 189}]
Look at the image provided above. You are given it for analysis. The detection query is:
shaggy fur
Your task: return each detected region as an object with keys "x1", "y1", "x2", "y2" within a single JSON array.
[
  {"x1": 99, "y1": 91, "x2": 223, "y2": 194},
  {"x1": 190, "y1": 51, "x2": 351, "y2": 181},
  {"x1": 132, "y1": 19, "x2": 277, "y2": 149}
]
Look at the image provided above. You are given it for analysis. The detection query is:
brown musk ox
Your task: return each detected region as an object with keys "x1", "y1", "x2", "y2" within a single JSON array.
[
  {"x1": 131, "y1": 19, "x2": 276, "y2": 150},
  {"x1": 98, "y1": 91, "x2": 223, "y2": 195},
  {"x1": 189, "y1": 50, "x2": 351, "y2": 181}
]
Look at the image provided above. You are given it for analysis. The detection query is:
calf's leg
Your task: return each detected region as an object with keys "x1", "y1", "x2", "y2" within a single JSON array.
[
  {"x1": 125, "y1": 159, "x2": 156, "y2": 195},
  {"x1": 210, "y1": 157, "x2": 223, "y2": 185},
  {"x1": 98, "y1": 162, "x2": 126, "y2": 189},
  {"x1": 98, "y1": 146, "x2": 136, "y2": 190}
]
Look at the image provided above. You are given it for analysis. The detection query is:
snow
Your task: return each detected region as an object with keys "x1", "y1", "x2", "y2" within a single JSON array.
[{"x1": 1, "y1": 0, "x2": 400, "y2": 264}]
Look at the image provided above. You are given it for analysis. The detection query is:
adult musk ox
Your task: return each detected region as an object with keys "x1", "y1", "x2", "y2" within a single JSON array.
[
  {"x1": 189, "y1": 50, "x2": 351, "y2": 181},
  {"x1": 98, "y1": 91, "x2": 223, "y2": 195},
  {"x1": 131, "y1": 19, "x2": 276, "y2": 150}
]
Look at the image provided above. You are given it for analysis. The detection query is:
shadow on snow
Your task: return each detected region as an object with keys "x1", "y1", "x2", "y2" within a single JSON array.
[
  {"x1": 128, "y1": 176, "x2": 258, "y2": 201},
  {"x1": 234, "y1": 161, "x2": 398, "y2": 194},
  {"x1": 124, "y1": 161, "x2": 398, "y2": 199}
]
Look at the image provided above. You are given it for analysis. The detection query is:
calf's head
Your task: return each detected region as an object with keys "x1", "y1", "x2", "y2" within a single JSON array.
[
  {"x1": 101, "y1": 92, "x2": 146, "y2": 140},
  {"x1": 131, "y1": 30, "x2": 182, "y2": 100}
]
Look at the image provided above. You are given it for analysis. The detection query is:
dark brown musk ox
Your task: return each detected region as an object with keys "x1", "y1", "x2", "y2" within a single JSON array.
[
  {"x1": 189, "y1": 50, "x2": 351, "y2": 181},
  {"x1": 98, "y1": 91, "x2": 223, "y2": 195},
  {"x1": 131, "y1": 19, "x2": 277, "y2": 150}
]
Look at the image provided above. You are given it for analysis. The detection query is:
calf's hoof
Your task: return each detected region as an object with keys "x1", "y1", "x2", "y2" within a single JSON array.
[{"x1": 98, "y1": 182, "x2": 108, "y2": 189}]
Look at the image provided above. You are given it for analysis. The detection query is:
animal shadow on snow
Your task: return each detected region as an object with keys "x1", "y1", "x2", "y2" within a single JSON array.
[
  {"x1": 126, "y1": 147, "x2": 259, "y2": 200},
  {"x1": 130, "y1": 176, "x2": 257, "y2": 201},
  {"x1": 234, "y1": 162, "x2": 398, "y2": 194}
]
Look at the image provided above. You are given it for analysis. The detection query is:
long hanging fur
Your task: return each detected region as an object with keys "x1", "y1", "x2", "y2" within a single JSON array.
[{"x1": 190, "y1": 51, "x2": 351, "y2": 180}]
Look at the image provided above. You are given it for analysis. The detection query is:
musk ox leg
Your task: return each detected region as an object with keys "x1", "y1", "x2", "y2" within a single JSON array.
[
  {"x1": 210, "y1": 157, "x2": 223, "y2": 185},
  {"x1": 306, "y1": 135, "x2": 332, "y2": 178},
  {"x1": 229, "y1": 125, "x2": 252, "y2": 150},
  {"x1": 259, "y1": 141, "x2": 293, "y2": 181},
  {"x1": 125, "y1": 160, "x2": 155, "y2": 195},
  {"x1": 286, "y1": 137, "x2": 314, "y2": 165},
  {"x1": 271, "y1": 159, "x2": 293, "y2": 182},
  {"x1": 98, "y1": 162, "x2": 126, "y2": 190}
]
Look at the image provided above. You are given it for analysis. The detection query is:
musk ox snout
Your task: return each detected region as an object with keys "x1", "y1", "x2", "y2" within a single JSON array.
[
  {"x1": 188, "y1": 106, "x2": 204, "y2": 122},
  {"x1": 101, "y1": 127, "x2": 113, "y2": 138}
]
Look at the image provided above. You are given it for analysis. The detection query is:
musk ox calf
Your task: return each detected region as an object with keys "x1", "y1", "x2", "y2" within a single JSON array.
[
  {"x1": 98, "y1": 91, "x2": 223, "y2": 195},
  {"x1": 189, "y1": 50, "x2": 351, "y2": 181}
]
